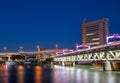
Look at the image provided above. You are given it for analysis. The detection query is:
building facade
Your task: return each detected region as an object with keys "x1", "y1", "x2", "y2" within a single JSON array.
[{"x1": 81, "y1": 18, "x2": 109, "y2": 47}]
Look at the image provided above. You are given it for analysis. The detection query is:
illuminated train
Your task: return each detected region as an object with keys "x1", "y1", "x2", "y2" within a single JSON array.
[{"x1": 56, "y1": 34, "x2": 120, "y2": 56}]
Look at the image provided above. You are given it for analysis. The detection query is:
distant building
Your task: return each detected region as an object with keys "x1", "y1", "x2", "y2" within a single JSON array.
[{"x1": 81, "y1": 18, "x2": 109, "y2": 47}]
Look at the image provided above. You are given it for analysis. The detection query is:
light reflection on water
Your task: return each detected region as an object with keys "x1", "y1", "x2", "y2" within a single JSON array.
[
  {"x1": 53, "y1": 65, "x2": 120, "y2": 83},
  {"x1": 93, "y1": 72, "x2": 99, "y2": 83},
  {"x1": 0, "y1": 64, "x2": 120, "y2": 83},
  {"x1": 34, "y1": 66, "x2": 42, "y2": 83},
  {"x1": 83, "y1": 70, "x2": 89, "y2": 83},
  {"x1": 106, "y1": 71, "x2": 115, "y2": 83},
  {"x1": 17, "y1": 65, "x2": 25, "y2": 83},
  {"x1": 0, "y1": 64, "x2": 9, "y2": 83}
]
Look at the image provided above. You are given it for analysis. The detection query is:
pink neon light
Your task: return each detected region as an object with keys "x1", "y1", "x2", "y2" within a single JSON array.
[
  {"x1": 62, "y1": 49, "x2": 73, "y2": 52},
  {"x1": 56, "y1": 52, "x2": 64, "y2": 55},
  {"x1": 106, "y1": 34, "x2": 120, "y2": 43},
  {"x1": 56, "y1": 49, "x2": 73, "y2": 55},
  {"x1": 76, "y1": 44, "x2": 90, "y2": 50}
]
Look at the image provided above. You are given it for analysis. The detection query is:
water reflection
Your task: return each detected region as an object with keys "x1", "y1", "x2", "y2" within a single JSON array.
[
  {"x1": 83, "y1": 70, "x2": 89, "y2": 83},
  {"x1": 53, "y1": 66, "x2": 83, "y2": 83},
  {"x1": 53, "y1": 65, "x2": 120, "y2": 83},
  {"x1": 17, "y1": 65, "x2": 25, "y2": 83},
  {"x1": 93, "y1": 72, "x2": 99, "y2": 83},
  {"x1": 34, "y1": 66, "x2": 42, "y2": 83},
  {"x1": 0, "y1": 64, "x2": 9, "y2": 83},
  {"x1": 106, "y1": 71, "x2": 115, "y2": 83},
  {"x1": 76, "y1": 69, "x2": 82, "y2": 82},
  {"x1": 0, "y1": 64, "x2": 120, "y2": 83}
]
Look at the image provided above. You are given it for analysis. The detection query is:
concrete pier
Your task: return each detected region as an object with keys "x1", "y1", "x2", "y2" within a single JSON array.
[
  {"x1": 103, "y1": 61, "x2": 112, "y2": 71},
  {"x1": 62, "y1": 61, "x2": 65, "y2": 66},
  {"x1": 73, "y1": 61, "x2": 76, "y2": 66}
]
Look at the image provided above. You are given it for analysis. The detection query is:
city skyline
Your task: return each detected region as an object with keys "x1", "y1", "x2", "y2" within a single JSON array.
[{"x1": 0, "y1": 0, "x2": 120, "y2": 51}]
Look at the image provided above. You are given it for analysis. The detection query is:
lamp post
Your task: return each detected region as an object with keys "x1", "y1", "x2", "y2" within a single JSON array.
[
  {"x1": 37, "y1": 45, "x2": 40, "y2": 52},
  {"x1": 20, "y1": 46, "x2": 23, "y2": 52},
  {"x1": 55, "y1": 44, "x2": 58, "y2": 50},
  {"x1": 4, "y1": 47, "x2": 7, "y2": 53},
  {"x1": 76, "y1": 43, "x2": 78, "y2": 51}
]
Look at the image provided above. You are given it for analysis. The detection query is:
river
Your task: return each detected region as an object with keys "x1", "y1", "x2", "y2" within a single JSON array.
[{"x1": 0, "y1": 64, "x2": 120, "y2": 83}]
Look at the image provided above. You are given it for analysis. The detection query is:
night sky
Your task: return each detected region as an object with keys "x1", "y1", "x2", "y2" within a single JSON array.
[{"x1": 0, "y1": 0, "x2": 120, "y2": 52}]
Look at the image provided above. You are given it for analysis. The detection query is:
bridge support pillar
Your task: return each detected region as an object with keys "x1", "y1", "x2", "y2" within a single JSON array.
[
  {"x1": 58, "y1": 61, "x2": 61, "y2": 65},
  {"x1": 51, "y1": 61, "x2": 53, "y2": 65},
  {"x1": 62, "y1": 61, "x2": 65, "y2": 66},
  {"x1": 8, "y1": 56, "x2": 12, "y2": 61},
  {"x1": 25, "y1": 56, "x2": 28, "y2": 60},
  {"x1": 73, "y1": 61, "x2": 75, "y2": 66},
  {"x1": 104, "y1": 60, "x2": 112, "y2": 71}
]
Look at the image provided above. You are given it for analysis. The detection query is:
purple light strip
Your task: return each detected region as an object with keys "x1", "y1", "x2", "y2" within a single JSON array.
[
  {"x1": 56, "y1": 49, "x2": 73, "y2": 55},
  {"x1": 106, "y1": 34, "x2": 120, "y2": 43},
  {"x1": 76, "y1": 44, "x2": 90, "y2": 50},
  {"x1": 56, "y1": 52, "x2": 64, "y2": 55},
  {"x1": 62, "y1": 49, "x2": 73, "y2": 52}
]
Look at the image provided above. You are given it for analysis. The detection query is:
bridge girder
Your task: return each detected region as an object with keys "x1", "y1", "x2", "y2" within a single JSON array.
[{"x1": 54, "y1": 50, "x2": 120, "y2": 62}]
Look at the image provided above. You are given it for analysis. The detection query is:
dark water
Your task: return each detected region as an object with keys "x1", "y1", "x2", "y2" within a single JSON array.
[{"x1": 0, "y1": 64, "x2": 120, "y2": 83}]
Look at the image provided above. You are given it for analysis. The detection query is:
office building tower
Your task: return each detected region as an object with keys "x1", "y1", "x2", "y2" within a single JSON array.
[{"x1": 81, "y1": 18, "x2": 109, "y2": 47}]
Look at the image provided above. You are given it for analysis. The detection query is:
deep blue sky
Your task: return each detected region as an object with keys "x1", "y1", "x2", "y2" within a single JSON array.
[{"x1": 0, "y1": 0, "x2": 120, "y2": 52}]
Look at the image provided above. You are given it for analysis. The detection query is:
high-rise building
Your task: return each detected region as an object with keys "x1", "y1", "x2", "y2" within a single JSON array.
[{"x1": 81, "y1": 18, "x2": 109, "y2": 47}]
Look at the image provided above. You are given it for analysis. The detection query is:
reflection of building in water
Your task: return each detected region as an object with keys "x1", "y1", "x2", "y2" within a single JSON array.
[{"x1": 34, "y1": 66, "x2": 42, "y2": 83}]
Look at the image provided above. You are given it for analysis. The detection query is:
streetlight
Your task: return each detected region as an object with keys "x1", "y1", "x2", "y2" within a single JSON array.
[
  {"x1": 37, "y1": 45, "x2": 40, "y2": 49},
  {"x1": 37, "y1": 45, "x2": 40, "y2": 52},
  {"x1": 4, "y1": 47, "x2": 7, "y2": 52},
  {"x1": 20, "y1": 46, "x2": 23, "y2": 52},
  {"x1": 76, "y1": 43, "x2": 78, "y2": 51},
  {"x1": 55, "y1": 44, "x2": 58, "y2": 48}
]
